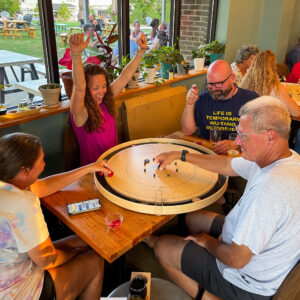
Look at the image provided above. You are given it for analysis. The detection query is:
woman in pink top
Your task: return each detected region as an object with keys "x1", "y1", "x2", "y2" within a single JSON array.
[{"x1": 69, "y1": 33, "x2": 147, "y2": 166}]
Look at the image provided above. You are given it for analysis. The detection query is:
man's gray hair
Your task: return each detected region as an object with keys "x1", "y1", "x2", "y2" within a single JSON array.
[
  {"x1": 239, "y1": 96, "x2": 291, "y2": 139},
  {"x1": 235, "y1": 44, "x2": 260, "y2": 63}
]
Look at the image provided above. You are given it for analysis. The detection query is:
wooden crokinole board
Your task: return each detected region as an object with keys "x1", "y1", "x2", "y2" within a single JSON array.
[{"x1": 95, "y1": 138, "x2": 228, "y2": 215}]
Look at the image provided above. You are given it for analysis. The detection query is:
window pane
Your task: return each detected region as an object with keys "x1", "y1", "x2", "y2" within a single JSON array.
[
  {"x1": 0, "y1": 3, "x2": 45, "y2": 107},
  {"x1": 128, "y1": 0, "x2": 171, "y2": 54},
  {"x1": 56, "y1": 0, "x2": 119, "y2": 88}
]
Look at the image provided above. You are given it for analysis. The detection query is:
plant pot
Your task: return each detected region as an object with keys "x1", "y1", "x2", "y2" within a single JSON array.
[
  {"x1": 176, "y1": 63, "x2": 187, "y2": 75},
  {"x1": 144, "y1": 68, "x2": 157, "y2": 84},
  {"x1": 127, "y1": 72, "x2": 140, "y2": 89},
  {"x1": 209, "y1": 53, "x2": 223, "y2": 63},
  {"x1": 160, "y1": 63, "x2": 172, "y2": 79},
  {"x1": 60, "y1": 71, "x2": 73, "y2": 99},
  {"x1": 39, "y1": 84, "x2": 61, "y2": 106},
  {"x1": 194, "y1": 58, "x2": 205, "y2": 71}
]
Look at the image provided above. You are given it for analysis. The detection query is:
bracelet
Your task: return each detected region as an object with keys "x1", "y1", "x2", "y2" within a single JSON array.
[
  {"x1": 70, "y1": 52, "x2": 82, "y2": 57},
  {"x1": 135, "y1": 49, "x2": 145, "y2": 58},
  {"x1": 181, "y1": 150, "x2": 189, "y2": 162}
]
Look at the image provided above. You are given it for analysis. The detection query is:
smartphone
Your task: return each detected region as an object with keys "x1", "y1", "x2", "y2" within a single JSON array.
[{"x1": 67, "y1": 199, "x2": 101, "y2": 215}]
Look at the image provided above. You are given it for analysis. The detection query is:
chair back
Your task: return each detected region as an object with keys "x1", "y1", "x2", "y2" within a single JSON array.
[
  {"x1": 23, "y1": 14, "x2": 33, "y2": 26},
  {"x1": 273, "y1": 262, "x2": 300, "y2": 300},
  {"x1": 0, "y1": 11, "x2": 10, "y2": 18},
  {"x1": 277, "y1": 63, "x2": 290, "y2": 80}
]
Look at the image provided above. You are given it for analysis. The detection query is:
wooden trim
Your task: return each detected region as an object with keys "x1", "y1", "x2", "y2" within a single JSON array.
[{"x1": 0, "y1": 70, "x2": 207, "y2": 129}]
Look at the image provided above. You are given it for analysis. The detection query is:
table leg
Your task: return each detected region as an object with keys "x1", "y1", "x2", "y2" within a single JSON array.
[
  {"x1": 10, "y1": 66, "x2": 19, "y2": 82},
  {"x1": 29, "y1": 63, "x2": 39, "y2": 80},
  {"x1": 0, "y1": 67, "x2": 5, "y2": 104}
]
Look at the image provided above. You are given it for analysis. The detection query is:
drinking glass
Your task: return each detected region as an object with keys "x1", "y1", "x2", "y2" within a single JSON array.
[
  {"x1": 228, "y1": 133, "x2": 239, "y2": 157},
  {"x1": 105, "y1": 212, "x2": 123, "y2": 229},
  {"x1": 210, "y1": 128, "x2": 221, "y2": 150}
]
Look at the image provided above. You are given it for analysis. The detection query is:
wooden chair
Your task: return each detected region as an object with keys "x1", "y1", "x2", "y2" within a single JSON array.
[
  {"x1": 63, "y1": 117, "x2": 80, "y2": 171},
  {"x1": 273, "y1": 262, "x2": 300, "y2": 300},
  {"x1": 277, "y1": 63, "x2": 290, "y2": 80}
]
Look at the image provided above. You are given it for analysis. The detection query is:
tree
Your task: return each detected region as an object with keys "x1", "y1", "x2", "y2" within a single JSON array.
[
  {"x1": 57, "y1": 2, "x2": 71, "y2": 21},
  {"x1": 129, "y1": 0, "x2": 170, "y2": 25},
  {"x1": 0, "y1": 0, "x2": 20, "y2": 16}
]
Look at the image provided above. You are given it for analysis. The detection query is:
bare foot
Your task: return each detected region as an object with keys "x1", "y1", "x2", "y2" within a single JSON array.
[{"x1": 143, "y1": 235, "x2": 159, "y2": 248}]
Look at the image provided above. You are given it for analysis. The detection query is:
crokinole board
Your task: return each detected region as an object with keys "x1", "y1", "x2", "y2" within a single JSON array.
[{"x1": 94, "y1": 138, "x2": 228, "y2": 215}]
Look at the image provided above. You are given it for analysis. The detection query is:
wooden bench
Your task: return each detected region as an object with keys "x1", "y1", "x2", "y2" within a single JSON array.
[
  {"x1": 28, "y1": 27, "x2": 37, "y2": 38},
  {"x1": 3, "y1": 28, "x2": 22, "y2": 40},
  {"x1": 59, "y1": 31, "x2": 71, "y2": 46}
]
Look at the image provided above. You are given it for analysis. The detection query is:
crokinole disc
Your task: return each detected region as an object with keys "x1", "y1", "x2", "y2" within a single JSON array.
[{"x1": 94, "y1": 138, "x2": 228, "y2": 215}]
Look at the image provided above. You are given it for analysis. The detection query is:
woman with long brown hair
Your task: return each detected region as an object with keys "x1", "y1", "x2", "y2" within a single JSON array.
[
  {"x1": 69, "y1": 33, "x2": 147, "y2": 166},
  {"x1": 240, "y1": 50, "x2": 300, "y2": 117}
]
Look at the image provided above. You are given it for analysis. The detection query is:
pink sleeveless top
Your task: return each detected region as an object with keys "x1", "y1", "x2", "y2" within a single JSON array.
[{"x1": 70, "y1": 103, "x2": 117, "y2": 166}]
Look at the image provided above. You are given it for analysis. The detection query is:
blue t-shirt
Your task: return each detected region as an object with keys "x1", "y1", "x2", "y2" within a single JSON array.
[{"x1": 194, "y1": 88, "x2": 258, "y2": 140}]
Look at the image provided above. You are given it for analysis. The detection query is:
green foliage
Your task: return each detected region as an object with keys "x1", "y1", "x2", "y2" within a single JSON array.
[
  {"x1": 141, "y1": 51, "x2": 159, "y2": 68},
  {"x1": 204, "y1": 40, "x2": 226, "y2": 54},
  {"x1": 129, "y1": 0, "x2": 170, "y2": 25},
  {"x1": 153, "y1": 45, "x2": 184, "y2": 65},
  {"x1": 57, "y1": 3, "x2": 71, "y2": 21},
  {"x1": 34, "y1": 3, "x2": 39, "y2": 15},
  {"x1": 89, "y1": 7, "x2": 95, "y2": 15},
  {"x1": 0, "y1": 0, "x2": 20, "y2": 16},
  {"x1": 191, "y1": 46, "x2": 206, "y2": 59}
]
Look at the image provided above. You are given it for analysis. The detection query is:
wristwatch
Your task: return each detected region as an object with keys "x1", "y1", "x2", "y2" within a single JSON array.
[{"x1": 181, "y1": 150, "x2": 189, "y2": 162}]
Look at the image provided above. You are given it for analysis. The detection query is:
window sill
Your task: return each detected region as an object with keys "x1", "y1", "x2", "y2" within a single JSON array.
[{"x1": 0, "y1": 70, "x2": 207, "y2": 130}]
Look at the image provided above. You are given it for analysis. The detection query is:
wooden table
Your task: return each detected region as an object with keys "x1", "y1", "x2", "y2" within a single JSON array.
[
  {"x1": 41, "y1": 173, "x2": 175, "y2": 263},
  {"x1": 3, "y1": 20, "x2": 36, "y2": 39},
  {"x1": 0, "y1": 50, "x2": 42, "y2": 104},
  {"x1": 40, "y1": 132, "x2": 228, "y2": 263}
]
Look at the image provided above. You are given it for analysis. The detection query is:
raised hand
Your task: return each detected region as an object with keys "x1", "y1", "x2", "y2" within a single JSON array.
[
  {"x1": 69, "y1": 33, "x2": 90, "y2": 55},
  {"x1": 186, "y1": 84, "x2": 199, "y2": 105},
  {"x1": 136, "y1": 33, "x2": 147, "y2": 50}
]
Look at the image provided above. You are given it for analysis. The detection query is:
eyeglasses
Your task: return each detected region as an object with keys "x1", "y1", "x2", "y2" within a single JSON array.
[
  {"x1": 236, "y1": 126, "x2": 267, "y2": 141},
  {"x1": 204, "y1": 74, "x2": 232, "y2": 88}
]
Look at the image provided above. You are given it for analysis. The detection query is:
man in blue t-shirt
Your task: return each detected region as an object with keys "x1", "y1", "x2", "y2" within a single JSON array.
[{"x1": 181, "y1": 60, "x2": 258, "y2": 154}]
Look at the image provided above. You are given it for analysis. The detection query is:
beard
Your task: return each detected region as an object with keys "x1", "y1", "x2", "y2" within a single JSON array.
[{"x1": 208, "y1": 86, "x2": 233, "y2": 100}]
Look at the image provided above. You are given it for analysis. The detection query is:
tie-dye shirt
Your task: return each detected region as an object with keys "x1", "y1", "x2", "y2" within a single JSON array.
[{"x1": 0, "y1": 181, "x2": 49, "y2": 300}]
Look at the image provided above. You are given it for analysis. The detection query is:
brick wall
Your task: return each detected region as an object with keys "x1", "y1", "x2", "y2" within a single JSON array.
[{"x1": 179, "y1": 0, "x2": 212, "y2": 62}]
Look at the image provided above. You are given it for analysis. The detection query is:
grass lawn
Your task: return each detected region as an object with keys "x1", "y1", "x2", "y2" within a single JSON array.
[{"x1": 0, "y1": 21, "x2": 80, "y2": 67}]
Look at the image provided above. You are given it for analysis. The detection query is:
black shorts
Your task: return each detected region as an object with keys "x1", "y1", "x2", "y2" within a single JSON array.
[
  {"x1": 181, "y1": 214, "x2": 272, "y2": 300},
  {"x1": 39, "y1": 270, "x2": 56, "y2": 300}
]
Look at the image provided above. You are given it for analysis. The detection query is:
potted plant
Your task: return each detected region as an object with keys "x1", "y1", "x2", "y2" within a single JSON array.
[
  {"x1": 112, "y1": 55, "x2": 141, "y2": 89},
  {"x1": 152, "y1": 46, "x2": 179, "y2": 79},
  {"x1": 204, "y1": 40, "x2": 226, "y2": 63},
  {"x1": 173, "y1": 49, "x2": 186, "y2": 75},
  {"x1": 141, "y1": 51, "x2": 160, "y2": 84},
  {"x1": 192, "y1": 46, "x2": 206, "y2": 71},
  {"x1": 38, "y1": 83, "x2": 61, "y2": 107}
]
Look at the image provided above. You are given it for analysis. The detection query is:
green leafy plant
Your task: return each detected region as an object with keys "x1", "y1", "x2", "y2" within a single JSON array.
[
  {"x1": 141, "y1": 51, "x2": 159, "y2": 68},
  {"x1": 204, "y1": 40, "x2": 226, "y2": 54},
  {"x1": 191, "y1": 46, "x2": 206, "y2": 59},
  {"x1": 152, "y1": 45, "x2": 184, "y2": 65}
]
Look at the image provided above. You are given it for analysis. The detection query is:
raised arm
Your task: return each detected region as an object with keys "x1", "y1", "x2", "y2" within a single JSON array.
[
  {"x1": 111, "y1": 33, "x2": 147, "y2": 97},
  {"x1": 278, "y1": 84, "x2": 300, "y2": 118},
  {"x1": 156, "y1": 150, "x2": 238, "y2": 177},
  {"x1": 181, "y1": 84, "x2": 199, "y2": 135},
  {"x1": 69, "y1": 33, "x2": 90, "y2": 127},
  {"x1": 30, "y1": 159, "x2": 111, "y2": 198}
]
